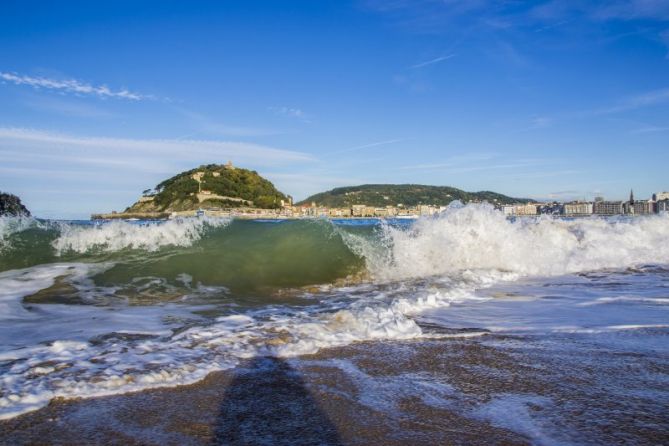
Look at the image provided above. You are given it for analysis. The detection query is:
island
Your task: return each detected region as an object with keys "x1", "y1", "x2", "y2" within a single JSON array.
[
  {"x1": 0, "y1": 192, "x2": 30, "y2": 217},
  {"x1": 92, "y1": 162, "x2": 291, "y2": 219}
]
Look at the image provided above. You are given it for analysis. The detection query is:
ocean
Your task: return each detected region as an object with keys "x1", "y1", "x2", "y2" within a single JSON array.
[{"x1": 1, "y1": 204, "x2": 668, "y2": 445}]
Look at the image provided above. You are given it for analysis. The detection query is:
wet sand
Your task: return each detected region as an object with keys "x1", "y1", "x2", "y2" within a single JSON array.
[{"x1": 2, "y1": 333, "x2": 668, "y2": 445}]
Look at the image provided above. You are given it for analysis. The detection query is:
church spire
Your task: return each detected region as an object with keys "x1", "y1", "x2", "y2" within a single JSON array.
[{"x1": 629, "y1": 189, "x2": 634, "y2": 204}]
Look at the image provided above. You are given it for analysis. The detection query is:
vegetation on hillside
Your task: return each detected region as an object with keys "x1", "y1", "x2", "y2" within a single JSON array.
[
  {"x1": 0, "y1": 192, "x2": 30, "y2": 217},
  {"x1": 126, "y1": 164, "x2": 288, "y2": 212},
  {"x1": 297, "y1": 184, "x2": 528, "y2": 207}
]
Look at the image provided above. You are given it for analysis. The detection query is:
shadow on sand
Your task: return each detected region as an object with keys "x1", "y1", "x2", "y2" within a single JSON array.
[{"x1": 210, "y1": 356, "x2": 342, "y2": 446}]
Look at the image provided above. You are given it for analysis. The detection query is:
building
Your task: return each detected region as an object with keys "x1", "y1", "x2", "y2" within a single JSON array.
[
  {"x1": 351, "y1": 205, "x2": 365, "y2": 217},
  {"x1": 630, "y1": 199, "x2": 654, "y2": 215},
  {"x1": 137, "y1": 195, "x2": 155, "y2": 203},
  {"x1": 418, "y1": 205, "x2": 438, "y2": 216},
  {"x1": 563, "y1": 202, "x2": 593, "y2": 216},
  {"x1": 537, "y1": 202, "x2": 563, "y2": 215},
  {"x1": 502, "y1": 203, "x2": 538, "y2": 216},
  {"x1": 657, "y1": 200, "x2": 669, "y2": 213},
  {"x1": 351, "y1": 205, "x2": 375, "y2": 217},
  {"x1": 501, "y1": 205, "x2": 516, "y2": 216},
  {"x1": 329, "y1": 208, "x2": 351, "y2": 217},
  {"x1": 593, "y1": 200, "x2": 624, "y2": 215},
  {"x1": 516, "y1": 204, "x2": 539, "y2": 216},
  {"x1": 653, "y1": 192, "x2": 669, "y2": 201},
  {"x1": 623, "y1": 190, "x2": 653, "y2": 215}
]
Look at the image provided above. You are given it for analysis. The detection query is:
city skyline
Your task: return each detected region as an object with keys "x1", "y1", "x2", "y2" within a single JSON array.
[{"x1": 1, "y1": 1, "x2": 669, "y2": 218}]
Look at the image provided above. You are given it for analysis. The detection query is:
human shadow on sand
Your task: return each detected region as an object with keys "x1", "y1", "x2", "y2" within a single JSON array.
[{"x1": 210, "y1": 356, "x2": 342, "y2": 446}]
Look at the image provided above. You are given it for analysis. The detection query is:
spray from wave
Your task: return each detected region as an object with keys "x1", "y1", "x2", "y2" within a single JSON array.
[
  {"x1": 52, "y1": 217, "x2": 231, "y2": 254},
  {"x1": 358, "y1": 204, "x2": 669, "y2": 280},
  {"x1": 0, "y1": 216, "x2": 45, "y2": 251}
]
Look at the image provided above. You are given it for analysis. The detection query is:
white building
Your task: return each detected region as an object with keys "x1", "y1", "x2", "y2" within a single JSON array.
[
  {"x1": 653, "y1": 192, "x2": 669, "y2": 201},
  {"x1": 502, "y1": 204, "x2": 538, "y2": 216},
  {"x1": 593, "y1": 201, "x2": 624, "y2": 215},
  {"x1": 564, "y1": 202, "x2": 593, "y2": 216}
]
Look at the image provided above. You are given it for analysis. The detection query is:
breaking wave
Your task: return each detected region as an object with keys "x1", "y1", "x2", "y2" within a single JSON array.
[
  {"x1": 360, "y1": 204, "x2": 669, "y2": 280},
  {"x1": 52, "y1": 217, "x2": 231, "y2": 254},
  {"x1": 2, "y1": 204, "x2": 669, "y2": 419}
]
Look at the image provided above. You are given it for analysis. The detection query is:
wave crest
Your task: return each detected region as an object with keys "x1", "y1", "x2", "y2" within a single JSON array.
[
  {"x1": 52, "y1": 217, "x2": 231, "y2": 254},
  {"x1": 355, "y1": 204, "x2": 669, "y2": 281}
]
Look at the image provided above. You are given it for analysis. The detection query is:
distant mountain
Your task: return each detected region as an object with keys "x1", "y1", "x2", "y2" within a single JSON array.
[
  {"x1": 126, "y1": 163, "x2": 289, "y2": 213},
  {"x1": 297, "y1": 184, "x2": 529, "y2": 207},
  {"x1": 0, "y1": 192, "x2": 31, "y2": 217}
]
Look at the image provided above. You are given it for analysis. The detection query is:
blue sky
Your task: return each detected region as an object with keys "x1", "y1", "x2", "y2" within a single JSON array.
[{"x1": 1, "y1": 0, "x2": 668, "y2": 218}]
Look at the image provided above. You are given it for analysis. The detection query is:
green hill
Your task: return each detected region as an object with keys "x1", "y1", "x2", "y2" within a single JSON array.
[
  {"x1": 0, "y1": 192, "x2": 30, "y2": 217},
  {"x1": 297, "y1": 184, "x2": 528, "y2": 207},
  {"x1": 126, "y1": 164, "x2": 289, "y2": 212}
]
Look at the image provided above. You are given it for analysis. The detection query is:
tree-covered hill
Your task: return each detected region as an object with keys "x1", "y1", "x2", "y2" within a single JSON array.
[
  {"x1": 297, "y1": 184, "x2": 529, "y2": 207},
  {"x1": 126, "y1": 164, "x2": 289, "y2": 212},
  {"x1": 0, "y1": 192, "x2": 30, "y2": 217}
]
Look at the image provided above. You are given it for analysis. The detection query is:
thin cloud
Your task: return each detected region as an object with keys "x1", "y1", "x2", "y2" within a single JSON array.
[
  {"x1": 593, "y1": 0, "x2": 669, "y2": 21},
  {"x1": 178, "y1": 108, "x2": 281, "y2": 137},
  {"x1": 0, "y1": 128, "x2": 315, "y2": 218},
  {"x1": 22, "y1": 96, "x2": 116, "y2": 118},
  {"x1": 412, "y1": 162, "x2": 543, "y2": 173},
  {"x1": 268, "y1": 106, "x2": 311, "y2": 123},
  {"x1": 596, "y1": 87, "x2": 669, "y2": 114},
  {"x1": 410, "y1": 54, "x2": 455, "y2": 69},
  {"x1": 0, "y1": 127, "x2": 315, "y2": 169},
  {"x1": 333, "y1": 138, "x2": 406, "y2": 155},
  {"x1": 630, "y1": 124, "x2": 669, "y2": 134},
  {"x1": 0, "y1": 71, "x2": 149, "y2": 100}
]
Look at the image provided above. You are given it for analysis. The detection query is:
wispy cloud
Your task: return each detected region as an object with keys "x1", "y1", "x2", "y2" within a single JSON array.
[
  {"x1": 268, "y1": 106, "x2": 311, "y2": 123},
  {"x1": 401, "y1": 162, "x2": 544, "y2": 173},
  {"x1": 0, "y1": 71, "x2": 149, "y2": 100},
  {"x1": 178, "y1": 109, "x2": 280, "y2": 137},
  {"x1": 410, "y1": 54, "x2": 455, "y2": 69},
  {"x1": 21, "y1": 96, "x2": 116, "y2": 118},
  {"x1": 595, "y1": 87, "x2": 669, "y2": 114},
  {"x1": 592, "y1": 0, "x2": 669, "y2": 21},
  {"x1": 630, "y1": 124, "x2": 669, "y2": 134},
  {"x1": 330, "y1": 138, "x2": 406, "y2": 155},
  {"x1": 397, "y1": 153, "x2": 500, "y2": 171},
  {"x1": 0, "y1": 127, "x2": 314, "y2": 170},
  {"x1": 0, "y1": 128, "x2": 316, "y2": 217}
]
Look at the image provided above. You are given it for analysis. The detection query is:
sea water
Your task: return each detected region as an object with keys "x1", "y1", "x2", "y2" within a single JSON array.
[{"x1": 0, "y1": 204, "x2": 667, "y2": 443}]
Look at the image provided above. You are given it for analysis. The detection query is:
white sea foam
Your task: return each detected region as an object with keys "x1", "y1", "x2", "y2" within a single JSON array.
[
  {"x1": 355, "y1": 204, "x2": 669, "y2": 280},
  {"x1": 0, "y1": 263, "x2": 111, "y2": 320},
  {"x1": 52, "y1": 217, "x2": 230, "y2": 254},
  {"x1": 578, "y1": 296, "x2": 669, "y2": 306},
  {"x1": 473, "y1": 394, "x2": 561, "y2": 446}
]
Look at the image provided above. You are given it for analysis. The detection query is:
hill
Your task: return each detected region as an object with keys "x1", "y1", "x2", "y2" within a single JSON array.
[
  {"x1": 297, "y1": 184, "x2": 528, "y2": 207},
  {"x1": 0, "y1": 192, "x2": 30, "y2": 217},
  {"x1": 125, "y1": 163, "x2": 289, "y2": 213}
]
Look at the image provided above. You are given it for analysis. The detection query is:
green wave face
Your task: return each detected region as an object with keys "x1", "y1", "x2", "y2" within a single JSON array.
[
  {"x1": 0, "y1": 218, "x2": 369, "y2": 299},
  {"x1": 95, "y1": 220, "x2": 366, "y2": 294}
]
